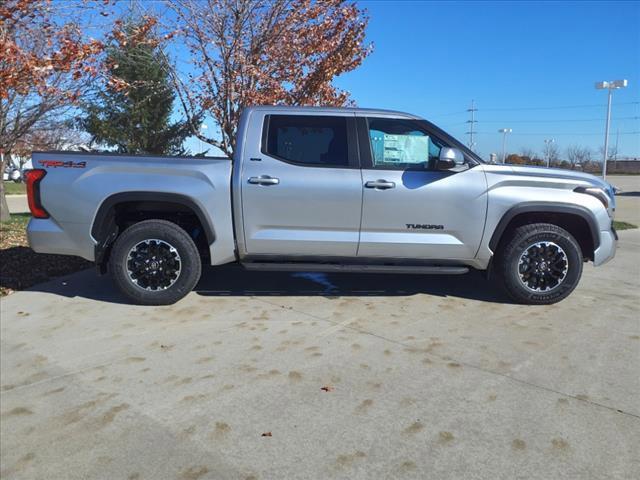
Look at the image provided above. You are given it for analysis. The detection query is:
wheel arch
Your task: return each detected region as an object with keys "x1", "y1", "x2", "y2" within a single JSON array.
[
  {"x1": 91, "y1": 192, "x2": 215, "y2": 269},
  {"x1": 489, "y1": 202, "x2": 599, "y2": 261}
]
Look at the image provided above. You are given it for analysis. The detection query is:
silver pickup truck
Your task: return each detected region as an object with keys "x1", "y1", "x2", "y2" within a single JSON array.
[{"x1": 26, "y1": 106, "x2": 617, "y2": 305}]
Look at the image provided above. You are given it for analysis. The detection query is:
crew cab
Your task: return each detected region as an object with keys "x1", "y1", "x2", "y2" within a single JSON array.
[{"x1": 26, "y1": 106, "x2": 617, "y2": 305}]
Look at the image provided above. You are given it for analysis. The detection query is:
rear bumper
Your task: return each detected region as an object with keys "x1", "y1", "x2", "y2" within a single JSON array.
[
  {"x1": 593, "y1": 226, "x2": 617, "y2": 267},
  {"x1": 27, "y1": 218, "x2": 95, "y2": 261}
]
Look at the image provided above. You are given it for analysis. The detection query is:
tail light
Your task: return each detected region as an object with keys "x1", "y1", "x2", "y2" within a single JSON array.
[{"x1": 24, "y1": 169, "x2": 49, "y2": 218}]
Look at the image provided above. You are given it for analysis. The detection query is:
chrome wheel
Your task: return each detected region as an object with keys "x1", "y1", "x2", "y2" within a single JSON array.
[
  {"x1": 126, "y1": 239, "x2": 181, "y2": 291},
  {"x1": 517, "y1": 241, "x2": 569, "y2": 292}
]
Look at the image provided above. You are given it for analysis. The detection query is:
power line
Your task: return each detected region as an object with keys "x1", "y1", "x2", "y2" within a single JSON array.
[
  {"x1": 478, "y1": 116, "x2": 639, "y2": 124},
  {"x1": 474, "y1": 131, "x2": 640, "y2": 136},
  {"x1": 441, "y1": 116, "x2": 638, "y2": 127},
  {"x1": 479, "y1": 101, "x2": 639, "y2": 112},
  {"x1": 430, "y1": 101, "x2": 639, "y2": 118},
  {"x1": 428, "y1": 110, "x2": 468, "y2": 118}
]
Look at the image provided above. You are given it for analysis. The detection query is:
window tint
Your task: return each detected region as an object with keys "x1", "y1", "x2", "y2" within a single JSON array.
[
  {"x1": 264, "y1": 115, "x2": 349, "y2": 167},
  {"x1": 367, "y1": 118, "x2": 445, "y2": 169}
]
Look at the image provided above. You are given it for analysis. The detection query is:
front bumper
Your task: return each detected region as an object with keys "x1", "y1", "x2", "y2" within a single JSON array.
[{"x1": 593, "y1": 225, "x2": 617, "y2": 266}]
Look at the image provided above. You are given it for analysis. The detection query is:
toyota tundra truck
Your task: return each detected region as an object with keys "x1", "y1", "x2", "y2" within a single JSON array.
[{"x1": 25, "y1": 106, "x2": 617, "y2": 305}]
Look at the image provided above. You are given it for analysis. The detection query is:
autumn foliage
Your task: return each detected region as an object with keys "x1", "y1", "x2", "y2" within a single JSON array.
[
  {"x1": 0, "y1": 0, "x2": 372, "y2": 220},
  {"x1": 0, "y1": 0, "x2": 109, "y2": 220},
  {"x1": 0, "y1": 0, "x2": 103, "y2": 101},
  {"x1": 167, "y1": 0, "x2": 372, "y2": 156}
]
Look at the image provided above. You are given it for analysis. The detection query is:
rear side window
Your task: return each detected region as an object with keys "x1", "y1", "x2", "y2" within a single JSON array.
[{"x1": 264, "y1": 115, "x2": 349, "y2": 167}]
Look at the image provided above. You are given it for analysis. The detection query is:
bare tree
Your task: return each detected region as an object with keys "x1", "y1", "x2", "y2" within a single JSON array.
[
  {"x1": 599, "y1": 144, "x2": 618, "y2": 161},
  {"x1": 519, "y1": 147, "x2": 537, "y2": 165},
  {"x1": 566, "y1": 146, "x2": 592, "y2": 170},
  {"x1": 543, "y1": 141, "x2": 560, "y2": 166},
  {"x1": 13, "y1": 125, "x2": 89, "y2": 161},
  {"x1": 163, "y1": 0, "x2": 372, "y2": 157}
]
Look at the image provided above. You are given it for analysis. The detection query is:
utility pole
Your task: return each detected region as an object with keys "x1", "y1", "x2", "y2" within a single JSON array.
[{"x1": 466, "y1": 100, "x2": 477, "y2": 151}]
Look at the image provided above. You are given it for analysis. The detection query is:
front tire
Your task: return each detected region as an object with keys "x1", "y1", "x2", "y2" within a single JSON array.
[
  {"x1": 496, "y1": 223, "x2": 583, "y2": 305},
  {"x1": 109, "y1": 220, "x2": 202, "y2": 305}
]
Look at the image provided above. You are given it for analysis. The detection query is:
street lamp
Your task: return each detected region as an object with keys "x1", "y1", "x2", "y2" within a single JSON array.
[
  {"x1": 595, "y1": 79, "x2": 628, "y2": 181},
  {"x1": 498, "y1": 128, "x2": 512, "y2": 163},
  {"x1": 544, "y1": 139, "x2": 555, "y2": 168}
]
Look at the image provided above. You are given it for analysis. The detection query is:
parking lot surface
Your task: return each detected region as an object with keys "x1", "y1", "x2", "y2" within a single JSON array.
[
  {"x1": 610, "y1": 175, "x2": 640, "y2": 225},
  {"x1": 2, "y1": 225, "x2": 639, "y2": 479}
]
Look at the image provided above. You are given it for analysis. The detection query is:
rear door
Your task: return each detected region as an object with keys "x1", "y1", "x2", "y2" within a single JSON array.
[
  {"x1": 357, "y1": 116, "x2": 488, "y2": 260},
  {"x1": 240, "y1": 112, "x2": 363, "y2": 257}
]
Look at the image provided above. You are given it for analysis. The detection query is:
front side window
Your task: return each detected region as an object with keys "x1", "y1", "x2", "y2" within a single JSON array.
[
  {"x1": 367, "y1": 118, "x2": 445, "y2": 169},
  {"x1": 264, "y1": 115, "x2": 349, "y2": 167}
]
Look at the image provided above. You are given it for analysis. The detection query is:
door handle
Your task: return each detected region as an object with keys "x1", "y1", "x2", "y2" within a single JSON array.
[
  {"x1": 248, "y1": 175, "x2": 280, "y2": 186},
  {"x1": 365, "y1": 180, "x2": 395, "y2": 190}
]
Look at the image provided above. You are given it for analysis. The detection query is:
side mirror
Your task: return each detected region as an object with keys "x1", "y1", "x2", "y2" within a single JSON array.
[{"x1": 437, "y1": 147, "x2": 465, "y2": 170}]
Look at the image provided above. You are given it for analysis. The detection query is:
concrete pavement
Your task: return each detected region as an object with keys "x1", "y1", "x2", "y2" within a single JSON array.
[{"x1": 1, "y1": 229, "x2": 639, "y2": 479}]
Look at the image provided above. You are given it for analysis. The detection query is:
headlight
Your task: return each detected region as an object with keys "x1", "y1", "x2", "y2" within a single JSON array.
[{"x1": 574, "y1": 186, "x2": 609, "y2": 209}]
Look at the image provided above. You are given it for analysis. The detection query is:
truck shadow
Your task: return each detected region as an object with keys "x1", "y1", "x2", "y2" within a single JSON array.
[
  {"x1": 18, "y1": 264, "x2": 511, "y2": 304},
  {"x1": 194, "y1": 264, "x2": 511, "y2": 303}
]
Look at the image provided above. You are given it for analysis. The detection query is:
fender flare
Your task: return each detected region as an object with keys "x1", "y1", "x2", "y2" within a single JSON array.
[
  {"x1": 488, "y1": 202, "x2": 600, "y2": 252},
  {"x1": 91, "y1": 192, "x2": 215, "y2": 265}
]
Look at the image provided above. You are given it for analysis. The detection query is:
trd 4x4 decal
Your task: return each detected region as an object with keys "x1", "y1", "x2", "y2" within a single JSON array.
[{"x1": 39, "y1": 160, "x2": 87, "y2": 168}]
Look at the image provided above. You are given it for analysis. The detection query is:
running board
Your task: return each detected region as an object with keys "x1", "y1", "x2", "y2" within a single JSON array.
[{"x1": 241, "y1": 263, "x2": 469, "y2": 275}]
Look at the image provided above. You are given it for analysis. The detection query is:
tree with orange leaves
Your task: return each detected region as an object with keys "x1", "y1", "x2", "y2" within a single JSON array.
[
  {"x1": 0, "y1": 0, "x2": 105, "y2": 221},
  {"x1": 165, "y1": 0, "x2": 372, "y2": 157}
]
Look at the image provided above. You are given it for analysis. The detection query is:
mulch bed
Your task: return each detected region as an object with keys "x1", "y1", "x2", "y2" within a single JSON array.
[{"x1": 0, "y1": 214, "x2": 92, "y2": 296}]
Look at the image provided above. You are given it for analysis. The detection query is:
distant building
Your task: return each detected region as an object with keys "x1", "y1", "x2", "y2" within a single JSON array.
[{"x1": 607, "y1": 158, "x2": 640, "y2": 174}]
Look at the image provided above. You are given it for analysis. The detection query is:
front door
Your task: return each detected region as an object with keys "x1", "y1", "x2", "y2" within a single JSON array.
[
  {"x1": 357, "y1": 116, "x2": 488, "y2": 260},
  {"x1": 240, "y1": 113, "x2": 363, "y2": 257}
]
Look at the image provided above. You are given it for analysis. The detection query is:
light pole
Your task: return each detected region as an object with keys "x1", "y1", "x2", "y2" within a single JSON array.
[
  {"x1": 544, "y1": 139, "x2": 555, "y2": 167},
  {"x1": 595, "y1": 79, "x2": 628, "y2": 181},
  {"x1": 498, "y1": 128, "x2": 512, "y2": 163}
]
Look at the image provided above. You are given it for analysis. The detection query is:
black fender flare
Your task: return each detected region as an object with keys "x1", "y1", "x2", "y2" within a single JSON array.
[
  {"x1": 488, "y1": 202, "x2": 600, "y2": 252},
  {"x1": 92, "y1": 192, "x2": 215, "y2": 266}
]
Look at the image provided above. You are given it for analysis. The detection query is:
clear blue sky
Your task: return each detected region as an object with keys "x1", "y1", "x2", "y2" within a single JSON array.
[
  {"x1": 332, "y1": 0, "x2": 640, "y2": 159},
  {"x1": 182, "y1": 1, "x2": 639, "y2": 159}
]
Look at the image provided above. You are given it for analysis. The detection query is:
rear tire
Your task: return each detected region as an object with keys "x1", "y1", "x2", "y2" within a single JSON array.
[
  {"x1": 496, "y1": 223, "x2": 583, "y2": 305},
  {"x1": 109, "y1": 220, "x2": 202, "y2": 305}
]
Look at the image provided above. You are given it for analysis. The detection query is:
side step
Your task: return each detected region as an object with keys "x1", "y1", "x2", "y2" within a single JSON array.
[{"x1": 242, "y1": 263, "x2": 469, "y2": 275}]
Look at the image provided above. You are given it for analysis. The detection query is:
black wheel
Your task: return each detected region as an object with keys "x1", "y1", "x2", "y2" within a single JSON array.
[
  {"x1": 109, "y1": 220, "x2": 202, "y2": 305},
  {"x1": 496, "y1": 223, "x2": 583, "y2": 305}
]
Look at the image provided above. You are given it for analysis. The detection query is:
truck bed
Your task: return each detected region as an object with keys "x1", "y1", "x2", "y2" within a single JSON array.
[{"x1": 28, "y1": 151, "x2": 236, "y2": 265}]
